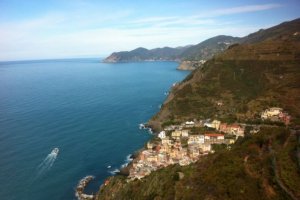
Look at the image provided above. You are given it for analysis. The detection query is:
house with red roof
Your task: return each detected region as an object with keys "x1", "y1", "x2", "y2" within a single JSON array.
[
  {"x1": 204, "y1": 133, "x2": 224, "y2": 143},
  {"x1": 219, "y1": 123, "x2": 244, "y2": 137}
]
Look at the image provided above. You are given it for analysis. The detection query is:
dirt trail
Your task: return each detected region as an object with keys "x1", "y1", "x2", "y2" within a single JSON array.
[{"x1": 243, "y1": 155, "x2": 259, "y2": 178}]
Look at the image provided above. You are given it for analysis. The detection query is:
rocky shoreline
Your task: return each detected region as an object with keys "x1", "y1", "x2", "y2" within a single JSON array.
[{"x1": 75, "y1": 176, "x2": 95, "y2": 200}]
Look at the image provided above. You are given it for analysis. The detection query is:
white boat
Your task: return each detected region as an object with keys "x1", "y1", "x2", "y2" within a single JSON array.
[
  {"x1": 107, "y1": 165, "x2": 111, "y2": 169},
  {"x1": 51, "y1": 148, "x2": 59, "y2": 155}
]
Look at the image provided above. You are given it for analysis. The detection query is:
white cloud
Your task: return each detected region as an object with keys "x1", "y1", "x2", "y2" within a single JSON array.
[
  {"x1": 0, "y1": 24, "x2": 264, "y2": 60},
  {"x1": 130, "y1": 16, "x2": 178, "y2": 24},
  {"x1": 210, "y1": 4, "x2": 282, "y2": 16},
  {"x1": 0, "y1": 3, "x2": 282, "y2": 61},
  {"x1": 127, "y1": 3, "x2": 281, "y2": 28}
]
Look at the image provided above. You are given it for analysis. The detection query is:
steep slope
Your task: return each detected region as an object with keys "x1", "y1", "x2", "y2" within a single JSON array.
[
  {"x1": 180, "y1": 35, "x2": 241, "y2": 61},
  {"x1": 148, "y1": 26, "x2": 300, "y2": 131},
  {"x1": 96, "y1": 19, "x2": 300, "y2": 200},
  {"x1": 96, "y1": 127, "x2": 300, "y2": 200},
  {"x1": 241, "y1": 18, "x2": 300, "y2": 44}
]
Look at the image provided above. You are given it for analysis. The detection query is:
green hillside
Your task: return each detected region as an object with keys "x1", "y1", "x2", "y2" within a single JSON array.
[
  {"x1": 103, "y1": 35, "x2": 239, "y2": 63},
  {"x1": 96, "y1": 127, "x2": 300, "y2": 200},
  {"x1": 103, "y1": 18, "x2": 300, "y2": 66},
  {"x1": 103, "y1": 46, "x2": 189, "y2": 62},
  {"x1": 97, "y1": 18, "x2": 300, "y2": 200},
  {"x1": 148, "y1": 28, "x2": 300, "y2": 131},
  {"x1": 241, "y1": 18, "x2": 300, "y2": 44},
  {"x1": 180, "y1": 35, "x2": 240, "y2": 61}
]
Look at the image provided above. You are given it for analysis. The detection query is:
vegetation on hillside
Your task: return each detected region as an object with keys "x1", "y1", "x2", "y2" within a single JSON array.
[
  {"x1": 97, "y1": 19, "x2": 300, "y2": 200},
  {"x1": 96, "y1": 127, "x2": 299, "y2": 200},
  {"x1": 149, "y1": 38, "x2": 300, "y2": 130},
  {"x1": 103, "y1": 35, "x2": 239, "y2": 62}
]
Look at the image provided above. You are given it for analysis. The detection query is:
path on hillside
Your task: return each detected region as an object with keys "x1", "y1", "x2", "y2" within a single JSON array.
[{"x1": 243, "y1": 155, "x2": 259, "y2": 178}]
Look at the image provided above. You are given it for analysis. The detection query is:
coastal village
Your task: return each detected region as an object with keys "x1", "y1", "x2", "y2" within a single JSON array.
[
  {"x1": 129, "y1": 120, "x2": 244, "y2": 181},
  {"x1": 78, "y1": 107, "x2": 291, "y2": 200},
  {"x1": 127, "y1": 107, "x2": 291, "y2": 181}
]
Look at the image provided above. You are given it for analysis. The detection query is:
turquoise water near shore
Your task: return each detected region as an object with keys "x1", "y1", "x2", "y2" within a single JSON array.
[{"x1": 0, "y1": 58, "x2": 189, "y2": 200}]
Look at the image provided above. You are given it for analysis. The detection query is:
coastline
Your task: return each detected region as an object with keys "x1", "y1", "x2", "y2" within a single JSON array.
[
  {"x1": 102, "y1": 59, "x2": 181, "y2": 64},
  {"x1": 72, "y1": 60, "x2": 188, "y2": 200},
  {"x1": 102, "y1": 59, "x2": 196, "y2": 72},
  {"x1": 75, "y1": 80, "x2": 176, "y2": 198},
  {"x1": 77, "y1": 18, "x2": 300, "y2": 199},
  {"x1": 75, "y1": 138, "x2": 153, "y2": 200}
]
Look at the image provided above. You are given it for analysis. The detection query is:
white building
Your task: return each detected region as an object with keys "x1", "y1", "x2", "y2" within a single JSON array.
[
  {"x1": 188, "y1": 135, "x2": 203, "y2": 145},
  {"x1": 185, "y1": 121, "x2": 195, "y2": 125},
  {"x1": 261, "y1": 107, "x2": 283, "y2": 119},
  {"x1": 181, "y1": 130, "x2": 189, "y2": 137},
  {"x1": 199, "y1": 135, "x2": 205, "y2": 144},
  {"x1": 204, "y1": 133, "x2": 224, "y2": 141},
  {"x1": 161, "y1": 137, "x2": 172, "y2": 145},
  {"x1": 204, "y1": 120, "x2": 221, "y2": 130},
  {"x1": 158, "y1": 131, "x2": 166, "y2": 139}
]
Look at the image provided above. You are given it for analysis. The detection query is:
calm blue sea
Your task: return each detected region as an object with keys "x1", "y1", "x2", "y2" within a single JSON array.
[{"x1": 0, "y1": 58, "x2": 189, "y2": 200}]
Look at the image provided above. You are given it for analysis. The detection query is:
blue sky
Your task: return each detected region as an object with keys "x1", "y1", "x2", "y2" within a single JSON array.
[{"x1": 0, "y1": 0, "x2": 299, "y2": 61}]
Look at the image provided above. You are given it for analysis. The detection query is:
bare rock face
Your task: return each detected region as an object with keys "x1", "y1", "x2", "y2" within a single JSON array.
[
  {"x1": 176, "y1": 61, "x2": 196, "y2": 70},
  {"x1": 176, "y1": 60, "x2": 206, "y2": 70}
]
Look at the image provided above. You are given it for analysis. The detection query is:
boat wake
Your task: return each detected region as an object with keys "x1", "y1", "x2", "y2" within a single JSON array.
[{"x1": 36, "y1": 148, "x2": 59, "y2": 177}]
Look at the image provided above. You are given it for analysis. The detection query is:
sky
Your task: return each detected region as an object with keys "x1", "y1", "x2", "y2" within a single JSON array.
[{"x1": 0, "y1": 0, "x2": 299, "y2": 61}]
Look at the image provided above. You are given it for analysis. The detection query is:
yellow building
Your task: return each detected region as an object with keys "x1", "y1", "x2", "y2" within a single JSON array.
[{"x1": 171, "y1": 130, "x2": 182, "y2": 139}]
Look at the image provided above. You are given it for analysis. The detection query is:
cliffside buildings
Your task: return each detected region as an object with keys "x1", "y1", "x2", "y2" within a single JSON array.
[
  {"x1": 261, "y1": 107, "x2": 291, "y2": 125},
  {"x1": 129, "y1": 118, "x2": 248, "y2": 181},
  {"x1": 219, "y1": 123, "x2": 245, "y2": 137},
  {"x1": 128, "y1": 106, "x2": 291, "y2": 181}
]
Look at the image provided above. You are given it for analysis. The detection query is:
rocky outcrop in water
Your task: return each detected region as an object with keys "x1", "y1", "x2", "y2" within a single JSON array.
[{"x1": 76, "y1": 176, "x2": 95, "y2": 200}]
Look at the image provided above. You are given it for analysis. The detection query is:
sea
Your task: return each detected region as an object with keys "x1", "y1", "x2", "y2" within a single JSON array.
[{"x1": 0, "y1": 58, "x2": 189, "y2": 200}]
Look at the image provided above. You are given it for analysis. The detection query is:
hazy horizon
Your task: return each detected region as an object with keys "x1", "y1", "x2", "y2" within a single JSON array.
[{"x1": 1, "y1": 0, "x2": 300, "y2": 61}]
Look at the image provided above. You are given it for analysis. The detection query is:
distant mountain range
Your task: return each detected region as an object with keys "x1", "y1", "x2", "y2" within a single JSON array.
[
  {"x1": 103, "y1": 18, "x2": 300, "y2": 67},
  {"x1": 97, "y1": 18, "x2": 300, "y2": 200},
  {"x1": 103, "y1": 35, "x2": 240, "y2": 63},
  {"x1": 149, "y1": 17, "x2": 300, "y2": 130},
  {"x1": 103, "y1": 46, "x2": 189, "y2": 62}
]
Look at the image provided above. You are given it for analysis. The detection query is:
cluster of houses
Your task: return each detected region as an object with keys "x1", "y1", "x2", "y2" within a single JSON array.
[
  {"x1": 128, "y1": 119, "x2": 245, "y2": 181},
  {"x1": 261, "y1": 107, "x2": 291, "y2": 125},
  {"x1": 204, "y1": 120, "x2": 245, "y2": 137},
  {"x1": 124, "y1": 107, "x2": 292, "y2": 181}
]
